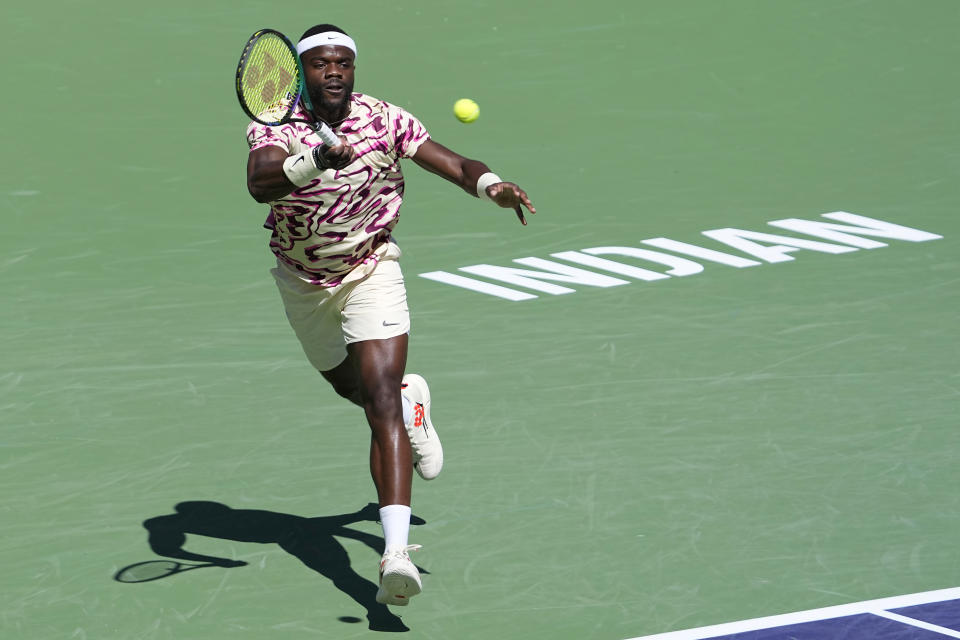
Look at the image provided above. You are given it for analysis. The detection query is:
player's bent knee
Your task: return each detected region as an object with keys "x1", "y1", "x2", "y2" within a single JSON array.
[
  {"x1": 320, "y1": 363, "x2": 361, "y2": 403},
  {"x1": 329, "y1": 380, "x2": 358, "y2": 401},
  {"x1": 361, "y1": 383, "x2": 403, "y2": 422}
]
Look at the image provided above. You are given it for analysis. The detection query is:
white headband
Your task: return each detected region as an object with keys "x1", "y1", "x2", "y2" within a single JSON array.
[{"x1": 296, "y1": 32, "x2": 358, "y2": 58}]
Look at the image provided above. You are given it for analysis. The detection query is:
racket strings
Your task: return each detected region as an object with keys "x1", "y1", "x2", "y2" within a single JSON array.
[{"x1": 240, "y1": 34, "x2": 301, "y2": 121}]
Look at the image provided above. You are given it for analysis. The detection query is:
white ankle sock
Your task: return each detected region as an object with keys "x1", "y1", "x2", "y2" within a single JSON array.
[
  {"x1": 379, "y1": 504, "x2": 412, "y2": 550},
  {"x1": 400, "y1": 394, "x2": 412, "y2": 425}
]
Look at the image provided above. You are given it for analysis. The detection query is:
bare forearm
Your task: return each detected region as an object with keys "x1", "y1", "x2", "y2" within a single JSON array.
[
  {"x1": 458, "y1": 159, "x2": 493, "y2": 197},
  {"x1": 246, "y1": 141, "x2": 355, "y2": 203},
  {"x1": 410, "y1": 139, "x2": 536, "y2": 223},
  {"x1": 415, "y1": 155, "x2": 490, "y2": 196},
  {"x1": 411, "y1": 140, "x2": 492, "y2": 197},
  {"x1": 248, "y1": 158, "x2": 297, "y2": 203}
]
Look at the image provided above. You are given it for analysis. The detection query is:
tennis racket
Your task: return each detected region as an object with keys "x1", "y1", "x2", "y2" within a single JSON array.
[{"x1": 236, "y1": 29, "x2": 340, "y2": 147}]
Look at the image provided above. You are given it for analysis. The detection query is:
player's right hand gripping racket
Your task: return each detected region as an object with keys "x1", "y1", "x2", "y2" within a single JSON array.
[{"x1": 235, "y1": 29, "x2": 340, "y2": 147}]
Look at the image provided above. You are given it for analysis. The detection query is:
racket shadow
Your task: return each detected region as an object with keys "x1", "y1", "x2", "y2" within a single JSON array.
[
  {"x1": 114, "y1": 559, "x2": 225, "y2": 583},
  {"x1": 116, "y1": 501, "x2": 428, "y2": 632}
]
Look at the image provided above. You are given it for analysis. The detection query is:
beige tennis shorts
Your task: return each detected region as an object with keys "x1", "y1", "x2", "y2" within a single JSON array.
[{"x1": 271, "y1": 257, "x2": 410, "y2": 372}]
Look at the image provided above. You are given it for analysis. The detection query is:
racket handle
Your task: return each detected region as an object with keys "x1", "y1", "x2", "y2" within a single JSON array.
[{"x1": 314, "y1": 122, "x2": 340, "y2": 147}]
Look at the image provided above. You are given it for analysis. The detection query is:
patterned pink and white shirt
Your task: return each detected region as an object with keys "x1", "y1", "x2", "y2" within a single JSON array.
[{"x1": 246, "y1": 93, "x2": 430, "y2": 287}]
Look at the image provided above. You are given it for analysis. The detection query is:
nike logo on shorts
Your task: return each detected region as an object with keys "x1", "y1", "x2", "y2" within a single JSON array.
[{"x1": 383, "y1": 321, "x2": 400, "y2": 327}]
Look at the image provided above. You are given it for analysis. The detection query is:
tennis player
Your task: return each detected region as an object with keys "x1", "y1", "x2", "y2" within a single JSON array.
[{"x1": 244, "y1": 24, "x2": 535, "y2": 606}]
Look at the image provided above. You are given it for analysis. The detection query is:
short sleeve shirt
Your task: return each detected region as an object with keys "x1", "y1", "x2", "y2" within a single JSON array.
[{"x1": 245, "y1": 93, "x2": 430, "y2": 286}]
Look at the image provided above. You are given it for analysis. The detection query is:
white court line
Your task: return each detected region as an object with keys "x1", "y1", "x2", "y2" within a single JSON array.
[{"x1": 627, "y1": 586, "x2": 960, "y2": 640}]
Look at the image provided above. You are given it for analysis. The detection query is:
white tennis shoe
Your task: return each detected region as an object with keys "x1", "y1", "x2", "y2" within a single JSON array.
[
  {"x1": 401, "y1": 374, "x2": 443, "y2": 480},
  {"x1": 375, "y1": 544, "x2": 423, "y2": 606}
]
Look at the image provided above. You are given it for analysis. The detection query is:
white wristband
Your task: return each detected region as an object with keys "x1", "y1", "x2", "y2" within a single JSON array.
[
  {"x1": 282, "y1": 150, "x2": 323, "y2": 187},
  {"x1": 476, "y1": 172, "x2": 503, "y2": 201}
]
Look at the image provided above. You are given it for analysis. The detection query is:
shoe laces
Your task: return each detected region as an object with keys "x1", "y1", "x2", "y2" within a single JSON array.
[{"x1": 384, "y1": 544, "x2": 422, "y2": 561}]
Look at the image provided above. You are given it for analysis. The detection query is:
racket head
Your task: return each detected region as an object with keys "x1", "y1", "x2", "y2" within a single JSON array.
[{"x1": 236, "y1": 29, "x2": 303, "y2": 126}]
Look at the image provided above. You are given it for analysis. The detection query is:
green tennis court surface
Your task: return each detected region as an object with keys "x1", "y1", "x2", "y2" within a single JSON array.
[{"x1": 3, "y1": 1, "x2": 958, "y2": 638}]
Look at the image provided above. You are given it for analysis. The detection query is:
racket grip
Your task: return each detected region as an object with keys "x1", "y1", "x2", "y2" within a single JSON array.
[{"x1": 314, "y1": 123, "x2": 340, "y2": 147}]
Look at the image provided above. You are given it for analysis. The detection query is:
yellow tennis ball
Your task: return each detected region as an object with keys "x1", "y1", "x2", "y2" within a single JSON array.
[{"x1": 453, "y1": 98, "x2": 479, "y2": 123}]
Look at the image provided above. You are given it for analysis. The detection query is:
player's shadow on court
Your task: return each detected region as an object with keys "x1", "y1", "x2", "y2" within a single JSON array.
[{"x1": 115, "y1": 501, "x2": 426, "y2": 632}]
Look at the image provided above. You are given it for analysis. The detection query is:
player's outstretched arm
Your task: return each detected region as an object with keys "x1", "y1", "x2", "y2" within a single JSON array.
[
  {"x1": 247, "y1": 140, "x2": 356, "y2": 203},
  {"x1": 411, "y1": 140, "x2": 536, "y2": 225},
  {"x1": 247, "y1": 146, "x2": 297, "y2": 203},
  {"x1": 143, "y1": 516, "x2": 247, "y2": 567}
]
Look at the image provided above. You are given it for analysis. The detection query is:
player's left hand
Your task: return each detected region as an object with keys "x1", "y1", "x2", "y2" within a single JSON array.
[{"x1": 485, "y1": 182, "x2": 536, "y2": 225}]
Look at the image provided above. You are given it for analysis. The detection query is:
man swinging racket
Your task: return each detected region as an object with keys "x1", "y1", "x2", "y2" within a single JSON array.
[{"x1": 243, "y1": 23, "x2": 536, "y2": 606}]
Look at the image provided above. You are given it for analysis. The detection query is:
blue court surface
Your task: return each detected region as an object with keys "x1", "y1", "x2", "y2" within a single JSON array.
[{"x1": 631, "y1": 588, "x2": 960, "y2": 639}]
